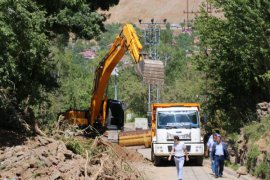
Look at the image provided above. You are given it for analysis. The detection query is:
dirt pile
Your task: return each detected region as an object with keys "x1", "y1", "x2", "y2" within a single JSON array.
[
  {"x1": 0, "y1": 132, "x2": 145, "y2": 179},
  {"x1": 110, "y1": 143, "x2": 146, "y2": 163}
]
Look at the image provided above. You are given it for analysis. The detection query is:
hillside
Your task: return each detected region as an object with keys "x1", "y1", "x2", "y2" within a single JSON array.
[{"x1": 102, "y1": 0, "x2": 206, "y2": 25}]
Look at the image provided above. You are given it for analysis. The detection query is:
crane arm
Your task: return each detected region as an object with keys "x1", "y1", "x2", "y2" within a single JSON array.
[{"x1": 89, "y1": 24, "x2": 143, "y2": 126}]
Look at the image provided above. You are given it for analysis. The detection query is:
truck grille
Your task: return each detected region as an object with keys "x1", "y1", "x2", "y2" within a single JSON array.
[
  {"x1": 167, "y1": 138, "x2": 191, "y2": 141},
  {"x1": 168, "y1": 145, "x2": 191, "y2": 152},
  {"x1": 186, "y1": 145, "x2": 191, "y2": 152},
  {"x1": 168, "y1": 145, "x2": 172, "y2": 152}
]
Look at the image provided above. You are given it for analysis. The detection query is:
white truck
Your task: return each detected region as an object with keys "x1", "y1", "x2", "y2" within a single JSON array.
[{"x1": 151, "y1": 103, "x2": 204, "y2": 166}]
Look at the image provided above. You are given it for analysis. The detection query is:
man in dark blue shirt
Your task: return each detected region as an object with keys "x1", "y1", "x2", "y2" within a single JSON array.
[{"x1": 211, "y1": 134, "x2": 230, "y2": 178}]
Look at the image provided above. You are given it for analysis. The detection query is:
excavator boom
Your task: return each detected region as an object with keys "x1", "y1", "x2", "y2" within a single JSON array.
[{"x1": 90, "y1": 24, "x2": 142, "y2": 127}]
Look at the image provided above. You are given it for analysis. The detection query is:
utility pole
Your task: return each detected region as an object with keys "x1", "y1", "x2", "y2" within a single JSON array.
[
  {"x1": 183, "y1": 0, "x2": 214, "y2": 31},
  {"x1": 139, "y1": 18, "x2": 166, "y2": 59},
  {"x1": 138, "y1": 18, "x2": 166, "y2": 114},
  {"x1": 183, "y1": 0, "x2": 199, "y2": 31}
]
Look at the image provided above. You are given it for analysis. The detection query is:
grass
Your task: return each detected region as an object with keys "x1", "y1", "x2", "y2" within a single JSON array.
[
  {"x1": 35, "y1": 160, "x2": 45, "y2": 168},
  {"x1": 241, "y1": 116, "x2": 270, "y2": 179},
  {"x1": 246, "y1": 145, "x2": 260, "y2": 173},
  {"x1": 254, "y1": 162, "x2": 269, "y2": 179},
  {"x1": 65, "y1": 138, "x2": 85, "y2": 155},
  {"x1": 244, "y1": 116, "x2": 270, "y2": 141},
  {"x1": 226, "y1": 115, "x2": 270, "y2": 178},
  {"x1": 229, "y1": 163, "x2": 240, "y2": 171},
  {"x1": 32, "y1": 172, "x2": 40, "y2": 178},
  {"x1": 227, "y1": 132, "x2": 239, "y2": 149},
  {"x1": 64, "y1": 136, "x2": 110, "y2": 159}
]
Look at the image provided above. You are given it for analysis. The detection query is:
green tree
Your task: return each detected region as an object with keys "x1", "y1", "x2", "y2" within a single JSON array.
[
  {"x1": 194, "y1": 0, "x2": 270, "y2": 131},
  {"x1": 0, "y1": 0, "x2": 118, "y2": 133},
  {"x1": 99, "y1": 23, "x2": 122, "y2": 50},
  {"x1": 44, "y1": 44, "x2": 102, "y2": 124},
  {"x1": 158, "y1": 30, "x2": 204, "y2": 104},
  {"x1": 116, "y1": 67, "x2": 148, "y2": 114}
]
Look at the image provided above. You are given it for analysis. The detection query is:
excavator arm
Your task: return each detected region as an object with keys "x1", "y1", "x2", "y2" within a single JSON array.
[{"x1": 89, "y1": 24, "x2": 143, "y2": 127}]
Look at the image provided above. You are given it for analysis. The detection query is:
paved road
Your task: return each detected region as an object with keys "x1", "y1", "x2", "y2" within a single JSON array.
[{"x1": 133, "y1": 148, "x2": 256, "y2": 180}]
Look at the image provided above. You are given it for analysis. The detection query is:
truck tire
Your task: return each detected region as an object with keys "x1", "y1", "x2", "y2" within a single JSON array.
[
  {"x1": 154, "y1": 155, "x2": 161, "y2": 166},
  {"x1": 151, "y1": 147, "x2": 154, "y2": 161},
  {"x1": 197, "y1": 156, "x2": 204, "y2": 166},
  {"x1": 151, "y1": 147, "x2": 161, "y2": 166}
]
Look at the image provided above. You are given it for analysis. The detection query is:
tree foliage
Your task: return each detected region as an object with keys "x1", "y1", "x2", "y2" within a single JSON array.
[
  {"x1": 158, "y1": 30, "x2": 204, "y2": 104},
  {"x1": 0, "y1": 0, "x2": 118, "y2": 132},
  {"x1": 194, "y1": 0, "x2": 270, "y2": 131}
]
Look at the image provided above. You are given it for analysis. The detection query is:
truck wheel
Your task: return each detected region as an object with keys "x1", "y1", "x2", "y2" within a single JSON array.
[
  {"x1": 151, "y1": 147, "x2": 161, "y2": 166},
  {"x1": 154, "y1": 156, "x2": 161, "y2": 166},
  {"x1": 151, "y1": 147, "x2": 154, "y2": 161},
  {"x1": 197, "y1": 156, "x2": 204, "y2": 166}
]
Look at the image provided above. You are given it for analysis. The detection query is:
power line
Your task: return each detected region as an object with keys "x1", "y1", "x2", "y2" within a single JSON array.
[
  {"x1": 183, "y1": 0, "x2": 214, "y2": 31},
  {"x1": 139, "y1": 18, "x2": 167, "y2": 60}
]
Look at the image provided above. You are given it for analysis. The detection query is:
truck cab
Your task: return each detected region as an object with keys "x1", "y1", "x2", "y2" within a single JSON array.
[{"x1": 151, "y1": 103, "x2": 204, "y2": 165}]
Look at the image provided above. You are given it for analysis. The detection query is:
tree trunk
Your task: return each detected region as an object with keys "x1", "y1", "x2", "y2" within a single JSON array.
[{"x1": 34, "y1": 121, "x2": 47, "y2": 136}]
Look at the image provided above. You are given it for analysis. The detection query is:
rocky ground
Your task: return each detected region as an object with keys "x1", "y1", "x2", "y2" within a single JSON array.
[{"x1": 0, "y1": 130, "x2": 147, "y2": 180}]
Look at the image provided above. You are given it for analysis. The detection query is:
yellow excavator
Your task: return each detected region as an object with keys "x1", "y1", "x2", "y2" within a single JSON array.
[{"x1": 63, "y1": 24, "x2": 143, "y2": 131}]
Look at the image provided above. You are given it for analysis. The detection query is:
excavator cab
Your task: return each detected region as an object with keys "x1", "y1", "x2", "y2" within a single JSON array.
[{"x1": 105, "y1": 99, "x2": 124, "y2": 130}]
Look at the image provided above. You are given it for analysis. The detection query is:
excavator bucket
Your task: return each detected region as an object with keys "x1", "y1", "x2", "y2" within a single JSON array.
[{"x1": 139, "y1": 59, "x2": 164, "y2": 85}]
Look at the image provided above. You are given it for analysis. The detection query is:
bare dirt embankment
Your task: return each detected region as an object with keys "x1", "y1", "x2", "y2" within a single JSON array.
[
  {"x1": 0, "y1": 130, "x2": 147, "y2": 180},
  {"x1": 102, "y1": 0, "x2": 205, "y2": 25}
]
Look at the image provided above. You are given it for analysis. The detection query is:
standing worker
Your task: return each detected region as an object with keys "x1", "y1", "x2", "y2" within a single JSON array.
[
  {"x1": 168, "y1": 136, "x2": 189, "y2": 180},
  {"x1": 206, "y1": 130, "x2": 219, "y2": 174},
  {"x1": 211, "y1": 134, "x2": 230, "y2": 178}
]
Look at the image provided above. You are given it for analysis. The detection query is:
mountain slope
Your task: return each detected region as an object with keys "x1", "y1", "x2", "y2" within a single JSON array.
[{"x1": 103, "y1": 0, "x2": 206, "y2": 24}]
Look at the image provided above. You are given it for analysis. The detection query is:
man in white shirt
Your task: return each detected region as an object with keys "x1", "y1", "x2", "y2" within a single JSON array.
[
  {"x1": 168, "y1": 136, "x2": 189, "y2": 180},
  {"x1": 211, "y1": 134, "x2": 229, "y2": 178},
  {"x1": 206, "y1": 132, "x2": 218, "y2": 173}
]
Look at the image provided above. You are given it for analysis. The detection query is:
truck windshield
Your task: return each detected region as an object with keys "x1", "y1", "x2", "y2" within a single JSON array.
[{"x1": 157, "y1": 110, "x2": 199, "y2": 129}]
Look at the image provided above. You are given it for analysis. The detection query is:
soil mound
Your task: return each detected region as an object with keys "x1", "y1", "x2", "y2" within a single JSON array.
[
  {"x1": 110, "y1": 143, "x2": 146, "y2": 163},
  {"x1": 0, "y1": 132, "x2": 145, "y2": 179}
]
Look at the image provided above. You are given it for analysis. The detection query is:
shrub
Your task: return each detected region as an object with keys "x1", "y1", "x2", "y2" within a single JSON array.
[
  {"x1": 254, "y1": 162, "x2": 269, "y2": 179},
  {"x1": 244, "y1": 116, "x2": 270, "y2": 141},
  {"x1": 246, "y1": 145, "x2": 260, "y2": 174},
  {"x1": 228, "y1": 132, "x2": 239, "y2": 149},
  {"x1": 66, "y1": 138, "x2": 84, "y2": 155}
]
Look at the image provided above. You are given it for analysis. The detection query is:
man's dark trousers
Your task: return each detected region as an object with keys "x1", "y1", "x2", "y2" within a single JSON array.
[{"x1": 214, "y1": 155, "x2": 224, "y2": 177}]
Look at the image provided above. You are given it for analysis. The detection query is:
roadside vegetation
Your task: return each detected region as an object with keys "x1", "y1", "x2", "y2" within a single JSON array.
[
  {"x1": 243, "y1": 116, "x2": 270, "y2": 179},
  {"x1": 194, "y1": 0, "x2": 270, "y2": 177},
  {"x1": 0, "y1": 0, "x2": 119, "y2": 134},
  {"x1": 194, "y1": 0, "x2": 270, "y2": 132}
]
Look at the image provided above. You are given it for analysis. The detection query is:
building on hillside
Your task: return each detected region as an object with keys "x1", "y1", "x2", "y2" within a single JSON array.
[
  {"x1": 170, "y1": 23, "x2": 182, "y2": 30},
  {"x1": 79, "y1": 49, "x2": 96, "y2": 59}
]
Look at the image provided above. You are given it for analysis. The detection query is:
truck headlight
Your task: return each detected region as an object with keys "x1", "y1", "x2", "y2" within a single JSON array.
[
  {"x1": 195, "y1": 145, "x2": 203, "y2": 152},
  {"x1": 156, "y1": 145, "x2": 164, "y2": 153}
]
